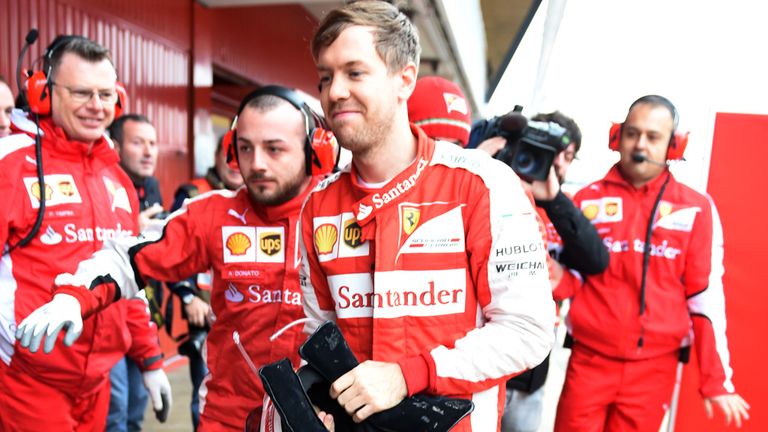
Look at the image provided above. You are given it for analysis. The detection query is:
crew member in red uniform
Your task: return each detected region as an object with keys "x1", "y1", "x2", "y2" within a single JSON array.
[
  {"x1": 555, "y1": 95, "x2": 751, "y2": 431},
  {"x1": 15, "y1": 85, "x2": 337, "y2": 431},
  {"x1": 0, "y1": 36, "x2": 168, "y2": 430},
  {"x1": 296, "y1": 2, "x2": 555, "y2": 430}
]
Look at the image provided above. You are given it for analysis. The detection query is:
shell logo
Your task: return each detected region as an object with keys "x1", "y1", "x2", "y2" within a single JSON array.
[
  {"x1": 314, "y1": 223, "x2": 338, "y2": 254},
  {"x1": 30, "y1": 182, "x2": 54, "y2": 202},
  {"x1": 658, "y1": 202, "x2": 673, "y2": 218},
  {"x1": 226, "y1": 232, "x2": 252, "y2": 256},
  {"x1": 583, "y1": 204, "x2": 599, "y2": 221},
  {"x1": 605, "y1": 201, "x2": 619, "y2": 217}
]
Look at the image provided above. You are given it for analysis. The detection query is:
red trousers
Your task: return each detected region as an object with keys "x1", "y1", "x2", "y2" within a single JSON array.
[
  {"x1": 555, "y1": 344, "x2": 679, "y2": 432},
  {"x1": 0, "y1": 360, "x2": 110, "y2": 431}
]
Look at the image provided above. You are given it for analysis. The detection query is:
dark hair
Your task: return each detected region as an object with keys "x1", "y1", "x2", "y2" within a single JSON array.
[
  {"x1": 44, "y1": 35, "x2": 113, "y2": 82},
  {"x1": 628, "y1": 94, "x2": 678, "y2": 129},
  {"x1": 0, "y1": 75, "x2": 8, "y2": 86},
  {"x1": 311, "y1": 0, "x2": 420, "y2": 73},
  {"x1": 531, "y1": 111, "x2": 582, "y2": 154},
  {"x1": 109, "y1": 114, "x2": 152, "y2": 144}
]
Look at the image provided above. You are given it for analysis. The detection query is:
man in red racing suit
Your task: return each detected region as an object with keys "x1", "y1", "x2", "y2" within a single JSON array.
[
  {"x1": 0, "y1": 36, "x2": 165, "y2": 431},
  {"x1": 555, "y1": 95, "x2": 750, "y2": 431},
  {"x1": 15, "y1": 87, "x2": 327, "y2": 431}
]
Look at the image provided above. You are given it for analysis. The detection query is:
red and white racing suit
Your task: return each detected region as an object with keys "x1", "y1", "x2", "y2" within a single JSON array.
[
  {"x1": 556, "y1": 165, "x2": 736, "y2": 431},
  {"x1": 0, "y1": 115, "x2": 162, "y2": 430},
  {"x1": 298, "y1": 127, "x2": 555, "y2": 431},
  {"x1": 53, "y1": 182, "x2": 316, "y2": 430}
]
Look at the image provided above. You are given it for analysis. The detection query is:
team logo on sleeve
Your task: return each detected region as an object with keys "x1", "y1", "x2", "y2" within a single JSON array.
[
  {"x1": 401, "y1": 207, "x2": 420, "y2": 235},
  {"x1": 23, "y1": 175, "x2": 82, "y2": 208},
  {"x1": 257, "y1": 227, "x2": 284, "y2": 263},
  {"x1": 223, "y1": 226, "x2": 256, "y2": 263}
]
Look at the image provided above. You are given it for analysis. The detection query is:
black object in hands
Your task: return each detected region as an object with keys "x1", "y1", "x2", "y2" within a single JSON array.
[
  {"x1": 259, "y1": 358, "x2": 328, "y2": 432},
  {"x1": 299, "y1": 321, "x2": 474, "y2": 432},
  {"x1": 154, "y1": 392, "x2": 170, "y2": 423}
]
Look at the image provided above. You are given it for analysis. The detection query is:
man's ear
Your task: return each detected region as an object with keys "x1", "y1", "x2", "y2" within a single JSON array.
[{"x1": 397, "y1": 62, "x2": 418, "y2": 103}]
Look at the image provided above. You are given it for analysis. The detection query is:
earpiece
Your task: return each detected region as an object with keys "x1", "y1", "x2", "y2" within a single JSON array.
[{"x1": 223, "y1": 85, "x2": 338, "y2": 175}]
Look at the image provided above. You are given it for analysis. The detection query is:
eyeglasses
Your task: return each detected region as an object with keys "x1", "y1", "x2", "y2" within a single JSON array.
[{"x1": 51, "y1": 82, "x2": 118, "y2": 104}]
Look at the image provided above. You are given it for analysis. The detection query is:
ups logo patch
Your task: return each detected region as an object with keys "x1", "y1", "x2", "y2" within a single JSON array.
[
  {"x1": 259, "y1": 232, "x2": 282, "y2": 256},
  {"x1": 343, "y1": 219, "x2": 363, "y2": 248}
]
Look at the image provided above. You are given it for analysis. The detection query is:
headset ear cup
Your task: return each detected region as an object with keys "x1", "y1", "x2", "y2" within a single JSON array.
[
  {"x1": 223, "y1": 130, "x2": 240, "y2": 170},
  {"x1": 608, "y1": 122, "x2": 622, "y2": 152},
  {"x1": 26, "y1": 71, "x2": 51, "y2": 115},
  {"x1": 308, "y1": 128, "x2": 338, "y2": 176},
  {"x1": 114, "y1": 82, "x2": 128, "y2": 119},
  {"x1": 666, "y1": 131, "x2": 689, "y2": 161}
]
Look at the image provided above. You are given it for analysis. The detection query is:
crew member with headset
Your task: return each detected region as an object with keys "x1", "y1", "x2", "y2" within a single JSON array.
[
  {"x1": 0, "y1": 33, "x2": 170, "y2": 430},
  {"x1": 555, "y1": 95, "x2": 750, "y2": 431},
  {"x1": 14, "y1": 85, "x2": 339, "y2": 431}
]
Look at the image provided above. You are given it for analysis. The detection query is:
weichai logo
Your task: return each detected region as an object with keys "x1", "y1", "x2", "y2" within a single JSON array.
[
  {"x1": 259, "y1": 232, "x2": 282, "y2": 256},
  {"x1": 343, "y1": 219, "x2": 363, "y2": 248},
  {"x1": 314, "y1": 223, "x2": 338, "y2": 254},
  {"x1": 226, "y1": 232, "x2": 252, "y2": 256}
]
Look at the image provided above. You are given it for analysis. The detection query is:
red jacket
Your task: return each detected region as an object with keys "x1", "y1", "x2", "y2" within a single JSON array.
[
  {"x1": 299, "y1": 127, "x2": 556, "y2": 430},
  {"x1": 571, "y1": 164, "x2": 735, "y2": 397},
  {"x1": 0, "y1": 116, "x2": 161, "y2": 398},
  {"x1": 54, "y1": 182, "x2": 316, "y2": 428}
]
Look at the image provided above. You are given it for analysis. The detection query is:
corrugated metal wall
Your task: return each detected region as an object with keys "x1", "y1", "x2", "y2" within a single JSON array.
[{"x1": 0, "y1": 0, "x2": 192, "y2": 205}]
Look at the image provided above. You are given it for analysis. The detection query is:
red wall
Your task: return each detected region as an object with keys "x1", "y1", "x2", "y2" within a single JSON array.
[
  {"x1": 209, "y1": 4, "x2": 320, "y2": 95},
  {"x1": 674, "y1": 113, "x2": 768, "y2": 431}
]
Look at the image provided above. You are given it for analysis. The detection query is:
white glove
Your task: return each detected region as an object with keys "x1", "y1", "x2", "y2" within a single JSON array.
[
  {"x1": 15, "y1": 293, "x2": 83, "y2": 354},
  {"x1": 142, "y1": 368, "x2": 173, "y2": 422}
]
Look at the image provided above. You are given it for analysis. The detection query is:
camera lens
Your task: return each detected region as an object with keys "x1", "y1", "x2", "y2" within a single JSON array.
[{"x1": 514, "y1": 149, "x2": 540, "y2": 175}]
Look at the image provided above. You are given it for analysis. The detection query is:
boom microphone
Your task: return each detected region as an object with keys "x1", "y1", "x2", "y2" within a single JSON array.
[
  {"x1": 16, "y1": 28, "x2": 39, "y2": 108},
  {"x1": 631, "y1": 152, "x2": 667, "y2": 167}
]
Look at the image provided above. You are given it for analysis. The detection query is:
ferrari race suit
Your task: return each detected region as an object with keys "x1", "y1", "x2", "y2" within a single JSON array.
[
  {"x1": 298, "y1": 126, "x2": 556, "y2": 431},
  {"x1": 52, "y1": 181, "x2": 317, "y2": 431},
  {"x1": 0, "y1": 114, "x2": 162, "y2": 430},
  {"x1": 555, "y1": 164, "x2": 737, "y2": 431}
]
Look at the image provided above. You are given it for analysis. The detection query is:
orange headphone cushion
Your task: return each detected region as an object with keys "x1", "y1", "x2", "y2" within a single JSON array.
[
  {"x1": 309, "y1": 128, "x2": 338, "y2": 176},
  {"x1": 26, "y1": 71, "x2": 51, "y2": 115},
  {"x1": 608, "y1": 122, "x2": 688, "y2": 161}
]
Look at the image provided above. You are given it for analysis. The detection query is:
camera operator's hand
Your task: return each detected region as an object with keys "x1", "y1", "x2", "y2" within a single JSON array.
[
  {"x1": 530, "y1": 166, "x2": 561, "y2": 202},
  {"x1": 184, "y1": 296, "x2": 211, "y2": 327},
  {"x1": 476, "y1": 136, "x2": 506, "y2": 157}
]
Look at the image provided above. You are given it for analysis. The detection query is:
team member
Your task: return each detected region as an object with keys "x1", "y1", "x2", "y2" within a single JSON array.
[
  {"x1": 407, "y1": 75, "x2": 472, "y2": 147},
  {"x1": 166, "y1": 137, "x2": 243, "y2": 430},
  {"x1": 298, "y1": 2, "x2": 555, "y2": 430},
  {"x1": 0, "y1": 36, "x2": 169, "y2": 430},
  {"x1": 107, "y1": 113, "x2": 166, "y2": 432},
  {"x1": 16, "y1": 85, "x2": 333, "y2": 431},
  {"x1": 555, "y1": 95, "x2": 750, "y2": 431},
  {"x1": 0, "y1": 76, "x2": 13, "y2": 137}
]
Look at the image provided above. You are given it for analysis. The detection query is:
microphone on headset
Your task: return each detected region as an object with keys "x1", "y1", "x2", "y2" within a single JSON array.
[
  {"x1": 16, "y1": 28, "x2": 39, "y2": 109},
  {"x1": 631, "y1": 152, "x2": 667, "y2": 167}
]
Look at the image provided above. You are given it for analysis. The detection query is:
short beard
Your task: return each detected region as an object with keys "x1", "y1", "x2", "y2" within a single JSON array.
[{"x1": 246, "y1": 170, "x2": 308, "y2": 206}]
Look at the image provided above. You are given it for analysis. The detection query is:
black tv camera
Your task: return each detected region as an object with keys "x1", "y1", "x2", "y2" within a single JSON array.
[{"x1": 474, "y1": 107, "x2": 572, "y2": 182}]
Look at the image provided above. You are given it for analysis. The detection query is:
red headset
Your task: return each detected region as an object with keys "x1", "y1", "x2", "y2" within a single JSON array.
[
  {"x1": 608, "y1": 122, "x2": 689, "y2": 161},
  {"x1": 25, "y1": 35, "x2": 126, "y2": 117},
  {"x1": 223, "y1": 85, "x2": 338, "y2": 175}
]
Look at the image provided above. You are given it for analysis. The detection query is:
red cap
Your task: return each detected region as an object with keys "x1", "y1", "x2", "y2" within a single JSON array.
[{"x1": 408, "y1": 76, "x2": 472, "y2": 146}]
